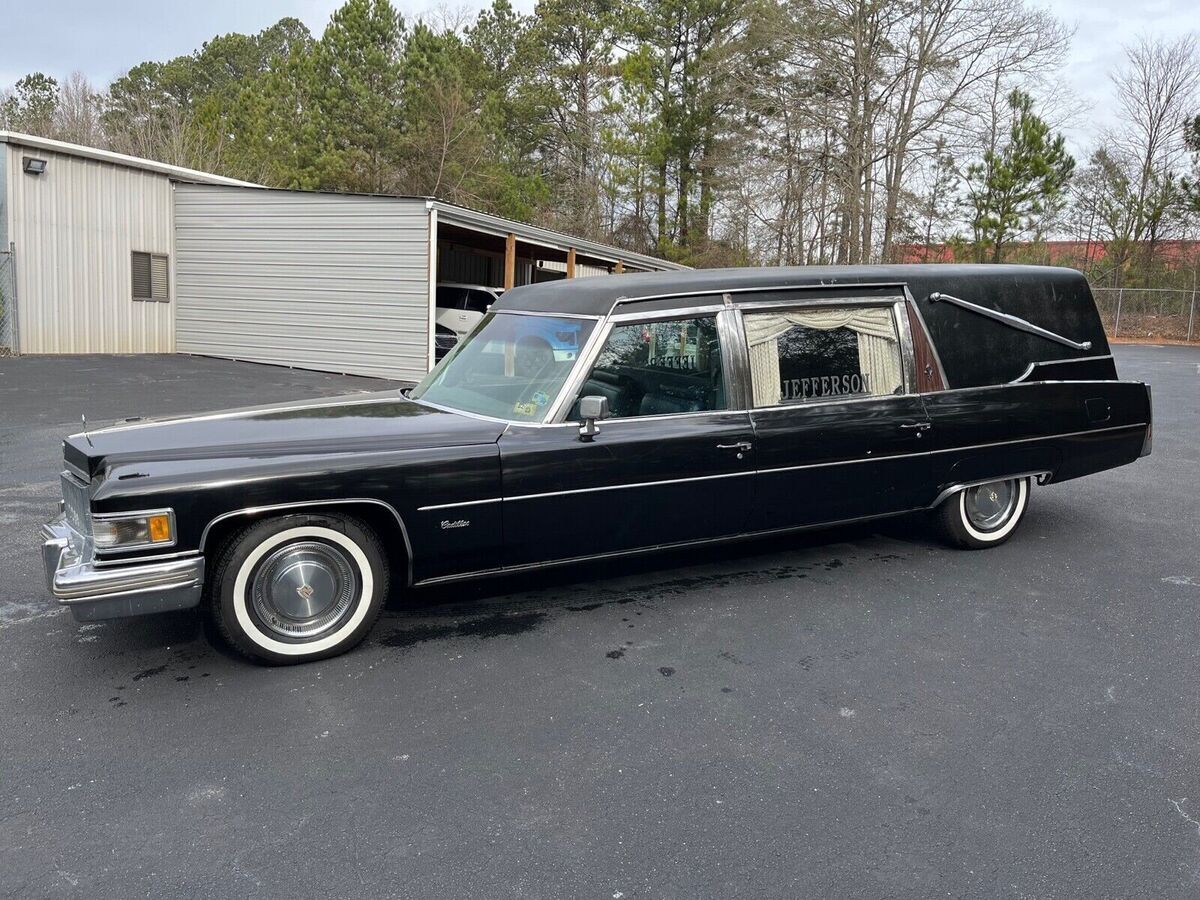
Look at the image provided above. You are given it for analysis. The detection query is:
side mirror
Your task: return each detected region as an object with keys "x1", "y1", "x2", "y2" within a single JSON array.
[{"x1": 578, "y1": 395, "x2": 609, "y2": 441}]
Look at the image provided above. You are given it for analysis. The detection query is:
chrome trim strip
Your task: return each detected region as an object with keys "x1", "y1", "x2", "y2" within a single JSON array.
[
  {"x1": 607, "y1": 281, "x2": 910, "y2": 312},
  {"x1": 495, "y1": 309, "x2": 602, "y2": 321},
  {"x1": 735, "y1": 295, "x2": 904, "y2": 311},
  {"x1": 717, "y1": 307, "x2": 753, "y2": 411},
  {"x1": 608, "y1": 304, "x2": 726, "y2": 323},
  {"x1": 750, "y1": 392, "x2": 918, "y2": 413},
  {"x1": 409, "y1": 398, "x2": 519, "y2": 426},
  {"x1": 504, "y1": 468, "x2": 755, "y2": 502},
  {"x1": 510, "y1": 409, "x2": 753, "y2": 429},
  {"x1": 755, "y1": 422, "x2": 1146, "y2": 476},
  {"x1": 65, "y1": 459, "x2": 90, "y2": 482},
  {"x1": 935, "y1": 422, "x2": 1147, "y2": 453},
  {"x1": 928, "y1": 291, "x2": 1093, "y2": 351},
  {"x1": 1009, "y1": 354, "x2": 1114, "y2": 384},
  {"x1": 414, "y1": 508, "x2": 915, "y2": 587},
  {"x1": 928, "y1": 471, "x2": 1051, "y2": 508},
  {"x1": 893, "y1": 298, "x2": 918, "y2": 395},
  {"x1": 72, "y1": 395, "x2": 400, "y2": 437},
  {"x1": 914, "y1": 377, "x2": 1133, "y2": 398},
  {"x1": 198, "y1": 498, "x2": 416, "y2": 587},
  {"x1": 496, "y1": 423, "x2": 1148, "y2": 501},
  {"x1": 417, "y1": 497, "x2": 503, "y2": 512},
  {"x1": 94, "y1": 549, "x2": 201, "y2": 568}
]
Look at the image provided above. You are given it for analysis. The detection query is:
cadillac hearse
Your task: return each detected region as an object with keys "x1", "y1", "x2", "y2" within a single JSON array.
[{"x1": 41, "y1": 265, "x2": 1152, "y2": 664}]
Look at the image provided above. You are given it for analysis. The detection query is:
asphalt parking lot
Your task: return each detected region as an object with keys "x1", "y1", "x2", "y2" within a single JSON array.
[{"x1": 2, "y1": 346, "x2": 1198, "y2": 898}]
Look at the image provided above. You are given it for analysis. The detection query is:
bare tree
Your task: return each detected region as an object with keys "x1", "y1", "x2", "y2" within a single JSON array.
[
  {"x1": 53, "y1": 72, "x2": 105, "y2": 146},
  {"x1": 1102, "y1": 34, "x2": 1200, "y2": 280}
]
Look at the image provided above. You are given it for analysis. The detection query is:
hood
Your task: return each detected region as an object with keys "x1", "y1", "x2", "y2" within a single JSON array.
[{"x1": 63, "y1": 391, "x2": 506, "y2": 478}]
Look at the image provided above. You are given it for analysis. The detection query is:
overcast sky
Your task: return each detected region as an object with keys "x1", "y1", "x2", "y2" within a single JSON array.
[{"x1": 0, "y1": 0, "x2": 1196, "y2": 155}]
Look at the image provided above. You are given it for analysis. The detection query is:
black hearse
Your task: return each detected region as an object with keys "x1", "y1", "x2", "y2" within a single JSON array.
[{"x1": 42, "y1": 265, "x2": 1151, "y2": 663}]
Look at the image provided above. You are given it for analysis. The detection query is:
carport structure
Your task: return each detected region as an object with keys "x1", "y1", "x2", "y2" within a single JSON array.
[{"x1": 173, "y1": 186, "x2": 686, "y2": 382}]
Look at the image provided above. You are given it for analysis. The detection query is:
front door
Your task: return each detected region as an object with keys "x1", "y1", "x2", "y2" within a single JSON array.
[
  {"x1": 738, "y1": 299, "x2": 934, "y2": 530},
  {"x1": 499, "y1": 311, "x2": 755, "y2": 567}
]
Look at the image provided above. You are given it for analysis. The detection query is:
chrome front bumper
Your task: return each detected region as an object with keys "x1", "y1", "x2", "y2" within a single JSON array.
[{"x1": 41, "y1": 517, "x2": 204, "y2": 622}]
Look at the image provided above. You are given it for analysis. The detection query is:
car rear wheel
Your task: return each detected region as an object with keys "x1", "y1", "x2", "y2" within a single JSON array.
[
  {"x1": 209, "y1": 513, "x2": 388, "y2": 665},
  {"x1": 934, "y1": 477, "x2": 1031, "y2": 549}
]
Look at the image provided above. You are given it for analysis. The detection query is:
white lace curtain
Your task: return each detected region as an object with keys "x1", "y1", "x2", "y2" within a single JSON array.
[{"x1": 744, "y1": 307, "x2": 902, "y2": 407}]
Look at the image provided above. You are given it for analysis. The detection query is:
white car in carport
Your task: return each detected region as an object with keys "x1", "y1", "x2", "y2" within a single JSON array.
[{"x1": 435, "y1": 283, "x2": 503, "y2": 359}]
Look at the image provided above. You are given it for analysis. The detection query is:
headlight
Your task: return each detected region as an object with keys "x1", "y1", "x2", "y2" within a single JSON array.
[{"x1": 92, "y1": 510, "x2": 175, "y2": 549}]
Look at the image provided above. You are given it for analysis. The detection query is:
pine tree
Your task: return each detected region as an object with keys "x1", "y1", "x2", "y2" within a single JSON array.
[{"x1": 964, "y1": 89, "x2": 1075, "y2": 263}]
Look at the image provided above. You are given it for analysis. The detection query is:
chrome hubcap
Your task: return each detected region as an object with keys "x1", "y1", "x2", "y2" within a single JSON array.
[
  {"x1": 963, "y1": 480, "x2": 1018, "y2": 531},
  {"x1": 250, "y1": 541, "x2": 359, "y2": 640}
]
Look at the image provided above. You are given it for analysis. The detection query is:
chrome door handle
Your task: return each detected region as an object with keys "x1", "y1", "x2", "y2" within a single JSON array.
[
  {"x1": 717, "y1": 441, "x2": 753, "y2": 451},
  {"x1": 899, "y1": 422, "x2": 932, "y2": 431}
]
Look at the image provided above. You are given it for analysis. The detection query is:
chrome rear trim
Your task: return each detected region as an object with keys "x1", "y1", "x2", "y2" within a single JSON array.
[
  {"x1": 928, "y1": 471, "x2": 1051, "y2": 508},
  {"x1": 928, "y1": 291, "x2": 1093, "y2": 351}
]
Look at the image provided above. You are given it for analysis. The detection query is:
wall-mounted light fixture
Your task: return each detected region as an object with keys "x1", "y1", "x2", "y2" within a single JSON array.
[{"x1": 23, "y1": 157, "x2": 48, "y2": 176}]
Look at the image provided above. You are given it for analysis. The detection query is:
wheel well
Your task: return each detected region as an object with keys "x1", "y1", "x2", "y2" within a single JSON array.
[{"x1": 201, "y1": 502, "x2": 411, "y2": 586}]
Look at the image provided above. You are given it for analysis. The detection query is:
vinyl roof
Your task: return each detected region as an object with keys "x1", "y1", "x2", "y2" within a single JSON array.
[{"x1": 490, "y1": 264, "x2": 1089, "y2": 316}]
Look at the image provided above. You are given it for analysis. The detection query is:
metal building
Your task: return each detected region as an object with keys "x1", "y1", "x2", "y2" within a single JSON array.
[
  {"x1": 1, "y1": 132, "x2": 683, "y2": 379},
  {"x1": 0, "y1": 132, "x2": 254, "y2": 355}
]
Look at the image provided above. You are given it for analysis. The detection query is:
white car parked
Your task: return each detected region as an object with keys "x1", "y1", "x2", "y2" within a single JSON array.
[{"x1": 435, "y1": 283, "x2": 503, "y2": 360}]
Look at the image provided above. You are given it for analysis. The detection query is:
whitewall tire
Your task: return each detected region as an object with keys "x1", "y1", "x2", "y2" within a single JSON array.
[
  {"x1": 209, "y1": 514, "x2": 388, "y2": 664},
  {"x1": 934, "y1": 477, "x2": 1031, "y2": 549}
]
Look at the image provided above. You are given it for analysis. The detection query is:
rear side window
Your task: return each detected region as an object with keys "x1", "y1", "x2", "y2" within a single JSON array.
[{"x1": 743, "y1": 306, "x2": 904, "y2": 406}]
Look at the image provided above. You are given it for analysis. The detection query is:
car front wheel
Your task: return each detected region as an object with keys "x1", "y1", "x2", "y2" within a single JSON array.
[
  {"x1": 209, "y1": 513, "x2": 388, "y2": 664},
  {"x1": 934, "y1": 476, "x2": 1031, "y2": 549}
]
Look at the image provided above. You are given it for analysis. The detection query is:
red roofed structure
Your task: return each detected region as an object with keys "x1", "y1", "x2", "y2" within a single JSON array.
[{"x1": 895, "y1": 240, "x2": 1200, "y2": 269}]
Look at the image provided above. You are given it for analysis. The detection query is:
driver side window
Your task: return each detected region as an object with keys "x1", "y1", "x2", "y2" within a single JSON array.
[{"x1": 573, "y1": 315, "x2": 726, "y2": 419}]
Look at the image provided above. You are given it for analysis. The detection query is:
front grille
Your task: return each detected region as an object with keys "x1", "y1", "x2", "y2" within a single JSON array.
[{"x1": 60, "y1": 472, "x2": 91, "y2": 535}]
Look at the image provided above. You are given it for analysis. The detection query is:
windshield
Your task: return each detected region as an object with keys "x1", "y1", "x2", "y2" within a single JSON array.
[{"x1": 411, "y1": 313, "x2": 597, "y2": 423}]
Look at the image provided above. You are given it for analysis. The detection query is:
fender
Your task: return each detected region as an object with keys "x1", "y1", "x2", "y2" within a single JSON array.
[{"x1": 198, "y1": 498, "x2": 416, "y2": 586}]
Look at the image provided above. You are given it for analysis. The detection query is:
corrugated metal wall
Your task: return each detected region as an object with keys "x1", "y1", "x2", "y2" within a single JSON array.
[
  {"x1": 5, "y1": 143, "x2": 175, "y2": 353},
  {"x1": 175, "y1": 185, "x2": 430, "y2": 381},
  {"x1": 439, "y1": 245, "x2": 500, "y2": 286}
]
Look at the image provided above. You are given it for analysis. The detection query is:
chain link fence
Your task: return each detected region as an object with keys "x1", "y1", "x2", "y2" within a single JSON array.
[
  {"x1": 0, "y1": 245, "x2": 15, "y2": 355},
  {"x1": 1092, "y1": 286, "x2": 1200, "y2": 344}
]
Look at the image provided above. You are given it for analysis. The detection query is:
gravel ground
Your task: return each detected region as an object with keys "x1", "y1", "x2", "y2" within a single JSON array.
[{"x1": 1, "y1": 347, "x2": 1197, "y2": 899}]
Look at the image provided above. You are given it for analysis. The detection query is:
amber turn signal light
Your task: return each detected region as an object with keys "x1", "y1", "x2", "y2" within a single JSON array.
[{"x1": 148, "y1": 514, "x2": 173, "y2": 543}]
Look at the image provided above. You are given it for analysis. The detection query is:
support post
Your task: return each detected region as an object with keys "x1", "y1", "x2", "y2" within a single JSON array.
[
  {"x1": 566, "y1": 248, "x2": 576, "y2": 279},
  {"x1": 504, "y1": 233, "x2": 516, "y2": 291},
  {"x1": 426, "y1": 208, "x2": 438, "y2": 371},
  {"x1": 1188, "y1": 287, "x2": 1196, "y2": 343},
  {"x1": 1113, "y1": 288, "x2": 1123, "y2": 336}
]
